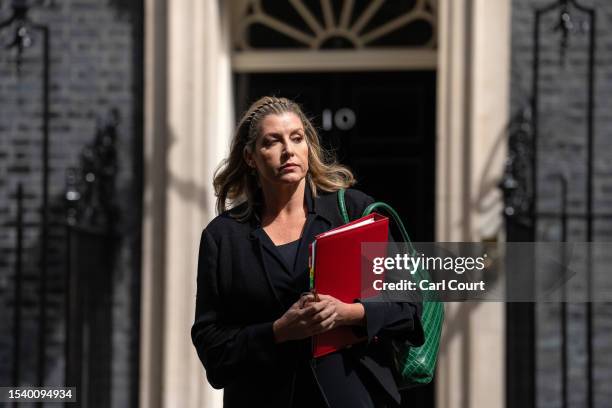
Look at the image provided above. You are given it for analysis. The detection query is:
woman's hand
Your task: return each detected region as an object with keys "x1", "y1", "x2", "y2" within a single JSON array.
[
  {"x1": 314, "y1": 294, "x2": 366, "y2": 327},
  {"x1": 272, "y1": 296, "x2": 338, "y2": 343}
]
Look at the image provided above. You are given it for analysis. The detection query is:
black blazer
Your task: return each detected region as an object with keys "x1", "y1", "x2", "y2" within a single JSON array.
[{"x1": 191, "y1": 186, "x2": 424, "y2": 407}]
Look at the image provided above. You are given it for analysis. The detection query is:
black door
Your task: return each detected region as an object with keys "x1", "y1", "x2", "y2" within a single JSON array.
[{"x1": 236, "y1": 70, "x2": 436, "y2": 407}]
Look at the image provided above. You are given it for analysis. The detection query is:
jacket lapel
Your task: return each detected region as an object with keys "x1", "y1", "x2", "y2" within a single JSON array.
[
  {"x1": 292, "y1": 185, "x2": 336, "y2": 280},
  {"x1": 291, "y1": 214, "x2": 317, "y2": 285}
]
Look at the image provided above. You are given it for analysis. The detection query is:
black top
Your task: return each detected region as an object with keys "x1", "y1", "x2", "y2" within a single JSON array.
[
  {"x1": 275, "y1": 238, "x2": 301, "y2": 273},
  {"x1": 191, "y1": 186, "x2": 424, "y2": 408}
]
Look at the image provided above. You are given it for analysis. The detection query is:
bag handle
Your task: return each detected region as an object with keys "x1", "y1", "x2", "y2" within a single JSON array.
[
  {"x1": 337, "y1": 189, "x2": 417, "y2": 255},
  {"x1": 337, "y1": 188, "x2": 350, "y2": 224}
]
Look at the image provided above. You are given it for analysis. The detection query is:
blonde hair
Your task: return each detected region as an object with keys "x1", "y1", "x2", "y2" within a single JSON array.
[{"x1": 213, "y1": 96, "x2": 355, "y2": 221}]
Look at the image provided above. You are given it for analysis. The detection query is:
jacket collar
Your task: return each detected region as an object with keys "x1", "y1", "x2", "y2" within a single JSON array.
[
  {"x1": 309, "y1": 186, "x2": 338, "y2": 226},
  {"x1": 247, "y1": 181, "x2": 336, "y2": 235}
]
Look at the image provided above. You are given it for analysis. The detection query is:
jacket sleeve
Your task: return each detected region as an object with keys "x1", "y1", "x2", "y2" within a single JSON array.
[
  {"x1": 191, "y1": 229, "x2": 279, "y2": 389},
  {"x1": 347, "y1": 190, "x2": 425, "y2": 347},
  {"x1": 357, "y1": 296, "x2": 424, "y2": 347}
]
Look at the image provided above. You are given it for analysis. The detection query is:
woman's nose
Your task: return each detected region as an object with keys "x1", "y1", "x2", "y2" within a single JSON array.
[{"x1": 282, "y1": 138, "x2": 295, "y2": 155}]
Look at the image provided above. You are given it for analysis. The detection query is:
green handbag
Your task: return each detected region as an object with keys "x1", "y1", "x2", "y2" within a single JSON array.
[{"x1": 337, "y1": 189, "x2": 444, "y2": 388}]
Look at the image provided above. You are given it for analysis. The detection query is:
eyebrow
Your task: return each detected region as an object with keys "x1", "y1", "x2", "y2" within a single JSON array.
[{"x1": 263, "y1": 128, "x2": 305, "y2": 138}]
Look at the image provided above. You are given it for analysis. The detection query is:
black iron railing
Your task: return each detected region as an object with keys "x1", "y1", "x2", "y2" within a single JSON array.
[
  {"x1": 501, "y1": 1, "x2": 602, "y2": 408},
  {"x1": 1, "y1": 2, "x2": 120, "y2": 407},
  {"x1": 1, "y1": 1, "x2": 53, "y2": 395}
]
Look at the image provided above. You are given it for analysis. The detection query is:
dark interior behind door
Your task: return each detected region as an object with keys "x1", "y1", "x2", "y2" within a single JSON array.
[{"x1": 236, "y1": 70, "x2": 437, "y2": 407}]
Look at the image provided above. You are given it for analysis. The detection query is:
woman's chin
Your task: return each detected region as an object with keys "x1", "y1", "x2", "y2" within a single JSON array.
[{"x1": 276, "y1": 174, "x2": 306, "y2": 185}]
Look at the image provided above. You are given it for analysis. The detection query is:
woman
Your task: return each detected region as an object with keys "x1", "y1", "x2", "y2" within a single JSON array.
[{"x1": 191, "y1": 96, "x2": 423, "y2": 408}]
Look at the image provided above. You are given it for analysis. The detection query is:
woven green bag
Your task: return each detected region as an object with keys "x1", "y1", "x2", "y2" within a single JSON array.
[{"x1": 337, "y1": 189, "x2": 444, "y2": 388}]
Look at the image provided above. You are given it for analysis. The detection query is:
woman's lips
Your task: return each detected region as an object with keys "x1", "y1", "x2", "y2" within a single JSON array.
[{"x1": 280, "y1": 164, "x2": 298, "y2": 171}]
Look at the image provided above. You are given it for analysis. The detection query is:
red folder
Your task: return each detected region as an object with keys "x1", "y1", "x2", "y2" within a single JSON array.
[{"x1": 308, "y1": 213, "x2": 389, "y2": 358}]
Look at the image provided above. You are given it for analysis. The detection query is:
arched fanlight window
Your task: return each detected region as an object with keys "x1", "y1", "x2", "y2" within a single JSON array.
[
  {"x1": 231, "y1": 0, "x2": 437, "y2": 71},
  {"x1": 234, "y1": 0, "x2": 437, "y2": 50}
]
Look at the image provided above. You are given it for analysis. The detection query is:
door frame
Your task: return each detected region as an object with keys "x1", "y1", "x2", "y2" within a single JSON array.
[
  {"x1": 139, "y1": 0, "x2": 512, "y2": 407},
  {"x1": 233, "y1": 49, "x2": 436, "y2": 72}
]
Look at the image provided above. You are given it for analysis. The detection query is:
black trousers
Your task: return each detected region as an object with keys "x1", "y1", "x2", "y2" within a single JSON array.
[{"x1": 291, "y1": 352, "x2": 395, "y2": 408}]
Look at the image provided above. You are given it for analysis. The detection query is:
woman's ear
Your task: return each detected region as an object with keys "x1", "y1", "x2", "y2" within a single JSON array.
[{"x1": 243, "y1": 149, "x2": 255, "y2": 169}]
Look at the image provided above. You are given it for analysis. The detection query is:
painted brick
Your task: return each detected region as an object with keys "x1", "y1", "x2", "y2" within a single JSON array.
[
  {"x1": 0, "y1": 0, "x2": 141, "y2": 406},
  {"x1": 511, "y1": 0, "x2": 612, "y2": 406}
]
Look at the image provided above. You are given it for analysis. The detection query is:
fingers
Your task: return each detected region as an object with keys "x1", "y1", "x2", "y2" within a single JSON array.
[
  {"x1": 284, "y1": 296, "x2": 345, "y2": 339},
  {"x1": 311, "y1": 302, "x2": 336, "y2": 323},
  {"x1": 316, "y1": 294, "x2": 338, "y2": 302},
  {"x1": 308, "y1": 311, "x2": 338, "y2": 334},
  {"x1": 303, "y1": 301, "x2": 337, "y2": 332},
  {"x1": 300, "y1": 299, "x2": 330, "y2": 316},
  {"x1": 300, "y1": 293, "x2": 338, "y2": 308},
  {"x1": 284, "y1": 307, "x2": 339, "y2": 339},
  {"x1": 298, "y1": 293, "x2": 316, "y2": 308}
]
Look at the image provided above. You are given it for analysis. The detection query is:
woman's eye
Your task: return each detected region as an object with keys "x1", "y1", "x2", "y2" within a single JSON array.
[
  {"x1": 263, "y1": 139, "x2": 277, "y2": 146},
  {"x1": 292, "y1": 135, "x2": 304, "y2": 143}
]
